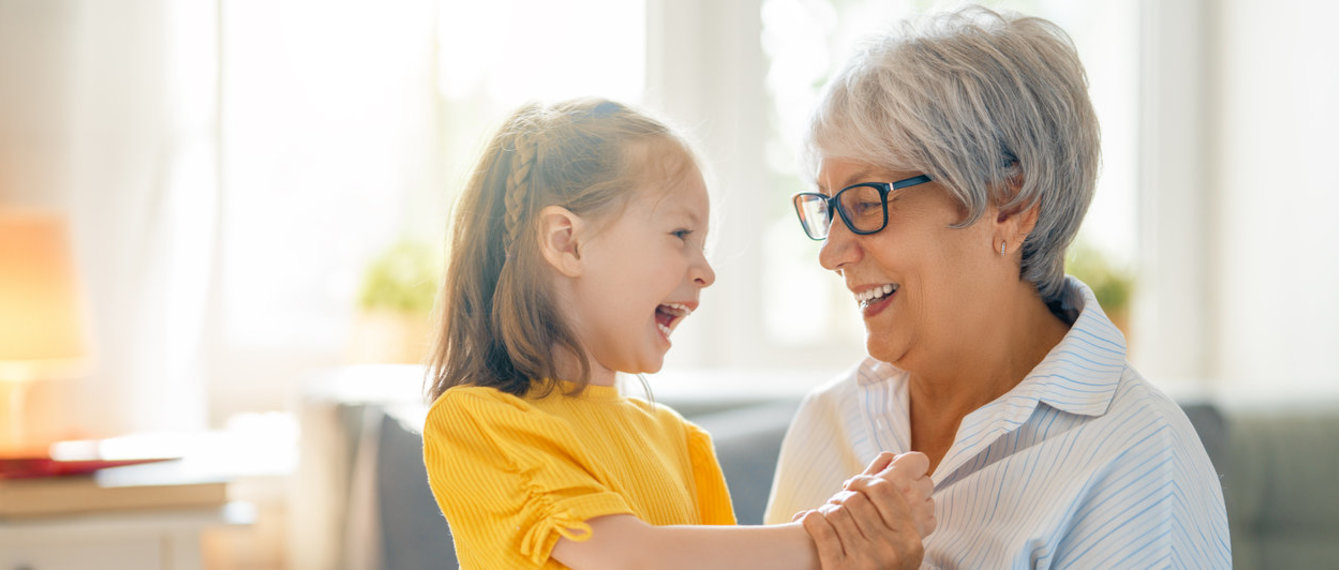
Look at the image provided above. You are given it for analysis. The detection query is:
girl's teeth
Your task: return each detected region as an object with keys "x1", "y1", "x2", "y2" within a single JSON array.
[
  {"x1": 657, "y1": 303, "x2": 692, "y2": 338},
  {"x1": 661, "y1": 302, "x2": 692, "y2": 315}
]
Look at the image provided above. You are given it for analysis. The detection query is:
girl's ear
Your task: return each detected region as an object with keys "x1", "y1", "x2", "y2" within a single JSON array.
[{"x1": 537, "y1": 205, "x2": 585, "y2": 277}]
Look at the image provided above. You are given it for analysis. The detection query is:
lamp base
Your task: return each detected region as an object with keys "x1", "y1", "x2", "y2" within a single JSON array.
[{"x1": 0, "y1": 379, "x2": 31, "y2": 456}]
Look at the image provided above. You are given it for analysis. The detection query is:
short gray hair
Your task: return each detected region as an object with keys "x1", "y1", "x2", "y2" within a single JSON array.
[{"x1": 806, "y1": 5, "x2": 1100, "y2": 304}]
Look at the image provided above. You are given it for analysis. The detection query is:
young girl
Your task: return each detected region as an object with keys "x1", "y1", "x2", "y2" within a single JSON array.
[{"x1": 422, "y1": 98, "x2": 934, "y2": 569}]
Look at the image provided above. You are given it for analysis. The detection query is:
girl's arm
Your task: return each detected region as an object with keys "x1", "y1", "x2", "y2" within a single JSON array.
[
  {"x1": 551, "y1": 452, "x2": 932, "y2": 570},
  {"x1": 553, "y1": 515, "x2": 821, "y2": 569}
]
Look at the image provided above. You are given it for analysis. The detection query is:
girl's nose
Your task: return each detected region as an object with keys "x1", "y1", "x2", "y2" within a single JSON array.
[{"x1": 693, "y1": 255, "x2": 716, "y2": 288}]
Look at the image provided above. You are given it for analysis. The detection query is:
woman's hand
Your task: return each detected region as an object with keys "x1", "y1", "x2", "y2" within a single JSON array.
[
  {"x1": 855, "y1": 452, "x2": 935, "y2": 538},
  {"x1": 797, "y1": 452, "x2": 935, "y2": 569}
]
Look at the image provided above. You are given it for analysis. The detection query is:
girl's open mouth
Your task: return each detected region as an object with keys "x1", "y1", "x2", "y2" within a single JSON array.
[{"x1": 655, "y1": 302, "x2": 693, "y2": 338}]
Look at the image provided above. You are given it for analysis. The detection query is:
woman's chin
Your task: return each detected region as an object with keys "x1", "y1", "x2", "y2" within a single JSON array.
[{"x1": 865, "y1": 334, "x2": 907, "y2": 365}]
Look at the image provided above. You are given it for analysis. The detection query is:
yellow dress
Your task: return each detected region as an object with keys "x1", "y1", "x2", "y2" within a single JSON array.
[{"x1": 422, "y1": 383, "x2": 736, "y2": 569}]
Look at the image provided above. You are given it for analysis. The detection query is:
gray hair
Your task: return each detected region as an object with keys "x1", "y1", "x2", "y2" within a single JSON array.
[{"x1": 806, "y1": 5, "x2": 1100, "y2": 304}]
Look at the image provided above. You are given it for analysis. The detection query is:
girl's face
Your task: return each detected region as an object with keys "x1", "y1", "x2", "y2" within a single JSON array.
[
  {"x1": 814, "y1": 157, "x2": 1003, "y2": 372},
  {"x1": 566, "y1": 161, "x2": 715, "y2": 384}
]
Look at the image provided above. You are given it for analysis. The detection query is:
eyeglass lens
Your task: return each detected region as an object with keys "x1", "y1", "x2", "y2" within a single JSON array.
[
  {"x1": 795, "y1": 184, "x2": 886, "y2": 239},
  {"x1": 836, "y1": 185, "x2": 886, "y2": 233},
  {"x1": 795, "y1": 196, "x2": 832, "y2": 239}
]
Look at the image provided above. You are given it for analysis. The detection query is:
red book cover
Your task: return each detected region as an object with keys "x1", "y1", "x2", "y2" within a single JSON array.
[{"x1": 0, "y1": 456, "x2": 177, "y2": 479}]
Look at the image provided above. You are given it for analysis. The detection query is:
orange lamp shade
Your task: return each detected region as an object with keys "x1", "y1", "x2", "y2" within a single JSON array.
[{"x1": 0, "y1": 210, "x2": 89, "y2": 381}]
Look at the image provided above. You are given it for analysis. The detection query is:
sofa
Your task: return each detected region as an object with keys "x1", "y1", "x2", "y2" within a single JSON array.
[
  {"x1": 292, "y1": 367, "x2": 1339, "y2": 569},
  {"x1": 1215, "y1": 402, "x2": 1339, "y2": 568}
]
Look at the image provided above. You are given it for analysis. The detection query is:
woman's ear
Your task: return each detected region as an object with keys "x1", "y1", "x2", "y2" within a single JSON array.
[
  {"x1": 537, "y1": 205, "x2": 585, "y2": 277},
  {"x1": 998, "y1": 201, "x2": 1040, "y2": 243},
  {"x1": 993, "y1": 173, "x2": 1039, "y2": 250}
]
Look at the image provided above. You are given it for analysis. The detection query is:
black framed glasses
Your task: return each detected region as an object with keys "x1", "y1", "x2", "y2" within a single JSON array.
[{"x1": 792, "y1": 174, "x2": 933, "y2": 240}]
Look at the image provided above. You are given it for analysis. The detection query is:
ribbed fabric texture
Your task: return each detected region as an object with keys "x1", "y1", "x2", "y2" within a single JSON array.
[
  {"x1": 423, "y1": 382, "x2": 735, "y2": 569},
  {"x1": 764, "y1": 277, "x2": 1231, "y2": 568}
]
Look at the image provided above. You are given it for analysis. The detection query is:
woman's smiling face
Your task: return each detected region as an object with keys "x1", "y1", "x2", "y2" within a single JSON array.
[{"x1": 815, "y1": 157, "x2": 1003, "y2": 369}]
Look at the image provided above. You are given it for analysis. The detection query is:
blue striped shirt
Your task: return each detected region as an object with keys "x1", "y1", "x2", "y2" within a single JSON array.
[{"x1": 764, "y1": 277, "x2": 1230, "y2": 568}]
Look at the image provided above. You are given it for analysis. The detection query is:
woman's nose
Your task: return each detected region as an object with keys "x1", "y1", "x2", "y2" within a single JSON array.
[{"x1": 818, "y1": 221, "x2": 860, "y2": 272}]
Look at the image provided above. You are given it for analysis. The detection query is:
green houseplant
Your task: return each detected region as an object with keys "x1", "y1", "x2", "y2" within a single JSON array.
[
  {"x1": 1065, "y1": 240, "x2": 1134, "y2": 336},
  {"x1": 347, "y1": 240, "x2": 442, "y2": 364}
]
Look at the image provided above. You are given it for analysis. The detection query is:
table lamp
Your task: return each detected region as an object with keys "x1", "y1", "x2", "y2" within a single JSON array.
[{"x1": 0, "y1": 210, "x2": 89, "y2": 454}]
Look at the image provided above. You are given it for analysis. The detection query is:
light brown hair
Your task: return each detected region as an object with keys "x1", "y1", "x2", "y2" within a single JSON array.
[{"x1": 426, "y1": 98, "x2": 694, "y2": 401}]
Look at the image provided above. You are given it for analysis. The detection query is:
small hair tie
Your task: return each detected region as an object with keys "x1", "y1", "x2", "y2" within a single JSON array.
[{"x1": 592, "y1": 101, "x2": 620, "y2": 117}]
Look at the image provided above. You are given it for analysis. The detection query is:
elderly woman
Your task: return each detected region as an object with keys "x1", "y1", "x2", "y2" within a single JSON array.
[{"x1": 768, "y1": 6, "x2": 1230, "y2": 567}]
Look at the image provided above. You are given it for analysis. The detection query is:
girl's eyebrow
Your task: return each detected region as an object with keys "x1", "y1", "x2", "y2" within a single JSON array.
[
  {"x1": 682, "y1": 205, "x2": 704, "y2": 225},
  {"x1": 674, "y1": 208, "x2": 703, "y2": 227},
  {"x1": 657, "y1": 200, "x2": 703, "y2": 225}
]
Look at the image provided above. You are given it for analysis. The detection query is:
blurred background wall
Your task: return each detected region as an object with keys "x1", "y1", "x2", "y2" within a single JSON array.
[{"x1": 1, "y1": 0, "x2": 1335, "y2": 446}]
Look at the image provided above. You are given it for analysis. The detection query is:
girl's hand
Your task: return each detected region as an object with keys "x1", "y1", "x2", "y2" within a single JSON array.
[{"x1": 800, "y1": 452, "x2": 935, "y2": 569}]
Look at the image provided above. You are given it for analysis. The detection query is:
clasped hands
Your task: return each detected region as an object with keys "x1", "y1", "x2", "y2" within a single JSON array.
[{"x1": 793, "y1": 452, "x2": 936, "y2": 569}]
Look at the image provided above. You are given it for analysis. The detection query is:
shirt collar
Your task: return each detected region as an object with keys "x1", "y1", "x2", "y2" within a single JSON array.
[
  {"x1": 853, "y1": 277, "x2": 1127, "y2": 483},
  {"x1": 1009, "y1": 276, "x2": 1126, "y2": 417}
]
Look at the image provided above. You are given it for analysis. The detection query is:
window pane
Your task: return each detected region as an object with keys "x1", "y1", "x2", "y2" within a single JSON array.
[{"x1": 214, "y1": 0, "x2": 646, "y2": 414}]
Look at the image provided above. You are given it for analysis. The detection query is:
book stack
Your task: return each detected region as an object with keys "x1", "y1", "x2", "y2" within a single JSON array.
[{"x1": 0, "y1": 446, "x2": 228, "y2": 517}]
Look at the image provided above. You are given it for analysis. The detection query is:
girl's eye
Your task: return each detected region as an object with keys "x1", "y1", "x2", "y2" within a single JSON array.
[{"x1": 671, "y1": 229, "x2": 692, "y2": 241}]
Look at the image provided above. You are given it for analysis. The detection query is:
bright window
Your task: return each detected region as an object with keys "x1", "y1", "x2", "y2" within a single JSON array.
[
  {"x1": 211, "y1": 0, "x2": 1139, "y2": 412},
  {"x1": 213, "y1": 0, "x2": 646, "y2": 414}
]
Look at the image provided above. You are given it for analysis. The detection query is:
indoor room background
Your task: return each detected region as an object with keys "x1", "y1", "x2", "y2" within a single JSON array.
[{"x1": 2, "y1": 0, "x2": 1336, "y2": 568}]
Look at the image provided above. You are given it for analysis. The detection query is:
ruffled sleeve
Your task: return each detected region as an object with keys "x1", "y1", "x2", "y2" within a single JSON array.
[
  {"x1": 422, "y1": 387, "x2": 635, "y2": 567},
  {"x1": 683, "y1": 421, "x2": 737, "y2": 525}
]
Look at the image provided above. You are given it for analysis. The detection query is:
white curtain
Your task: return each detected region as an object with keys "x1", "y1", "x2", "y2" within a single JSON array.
[{"x1": 0, "y1": 0, "x2": 216, "y2": 439}]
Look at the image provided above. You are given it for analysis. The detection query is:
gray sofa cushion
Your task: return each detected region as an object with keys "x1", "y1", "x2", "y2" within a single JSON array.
[
  {"x1": 689, "y1": 399, "x2": 800, "y2": 525},
  {"x1": 356, "y1": 396, "x2": 1339, "y2": 569},
  {"x1": 1223, "y1": 404, "x2": 1339, "y2": 570},
  {"x1": 376, "y1": 410, "x2": 456, "y2": 570}
]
